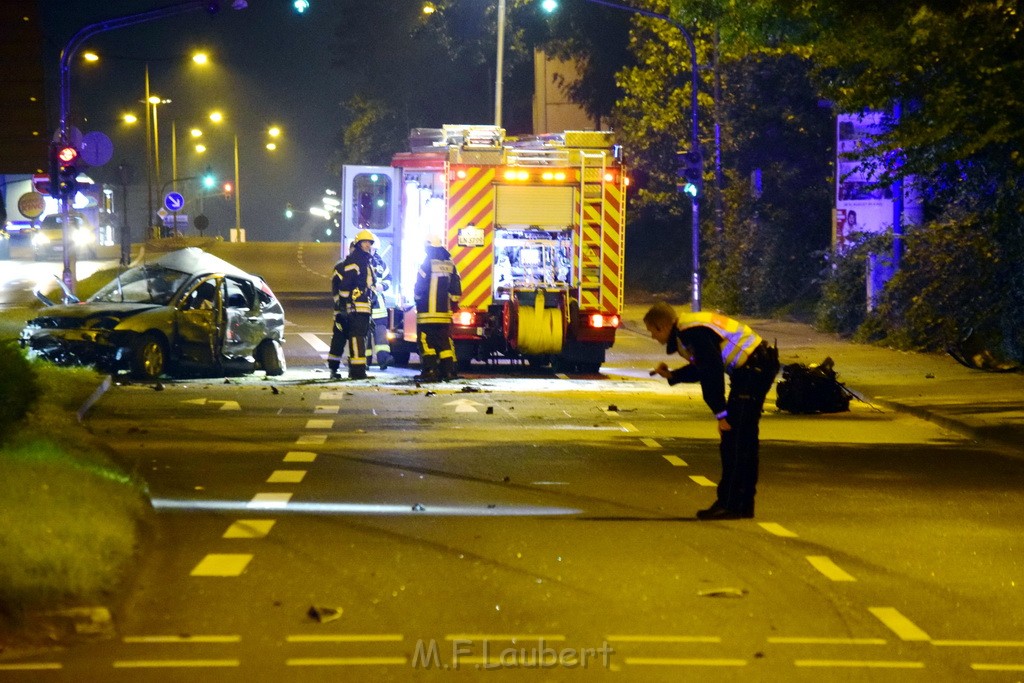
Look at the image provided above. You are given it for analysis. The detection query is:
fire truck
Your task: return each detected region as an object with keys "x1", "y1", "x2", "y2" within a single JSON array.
[{"x1": 339, "y1": 124, "x2": 626, "y2": 373}]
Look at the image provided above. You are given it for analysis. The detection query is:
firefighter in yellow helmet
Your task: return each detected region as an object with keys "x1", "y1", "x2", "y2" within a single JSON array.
[
  {"x1": 414, "y1": 235, "x2": 462, "y2": 381},
  {"x1": 334, "y1": 229, "x2": 377, "y2": 379},
  {"x1": 327, "y1": 240, "x2": 357, "y2": 380},
  {"x1": 645, "y1": 302, "x2": 779, "y2": 520}
]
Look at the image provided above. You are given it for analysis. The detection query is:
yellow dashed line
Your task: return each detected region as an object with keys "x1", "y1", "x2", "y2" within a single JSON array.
[
  {"x1": 626, "y1": 657, "x2": 746, "y2": 667},
  {"x1": 284, "y1": 451, "x2": 318, "y2": 462},
  {"x1": 768, "y1": 637, "x2": 885, "y2": 645},
  {"x1": 689, "y1": 475, "x2": 716, "y2": 487},
  {"x1": 444, "y1": 634, "x2": 566, "y2": 641},
  {"x1": 189, "y1": 554, "x2": 252, "y2": 577},
  {"x1": 607, "y1": 635, "x2": 720, "y2": 643},
  {"x1": 305, "y1": 419, "x2": 334, "y2": 429},
  {"x1": 314, "y1": 405, "x2": 340, "y2": 414},
  {"x1": 247, "y1": 493, "x2": 292, "y2": 509},
  {"x1": 619, "y1": 422, "x2": 637, "y2": 432},
  {"x1": 640, "y1": 438, "x2": 661, "y2": 448},
  {"x1": 0, "y1": 663, "x2": 62, "y2": 671},
  {"x1": 806, "y1": 556, "x2": 857, "y2": 581},
  {"x1": 662, "y1": 455, "x2": 688, "y2": 467},
  {"x1": 286, "y1": 657, "x2": 407, "y2": 667},
  {"x1": 758, "y1": 522, "x2": 798, "y2": 538},
  {"x1": 972, "y1": 663, "x2": 1024, "y2": 671},
  {"x1": 113, "y1": 659, "x2": 241, "y2": 668},
  {"x1": 934, "y1": 640, "x2": 1024, "y2": 647},
  {"x1": 295, "y1": 434, "x2": 327, "y2": 445},
  {"x1": 123, "y1": 635, "x2": 241, "y2": 644},
  {"x1": 869, "y1": 607, "x2": 930, "y2": 641},
  {"x1": 222, "y1": 520, "x2": 275, "y2": 539},
  {"x1": 267, "y1": 470, "x2": 307, "y2": 484},
  {"x1": 287, "y1": 634, "x2": 404, "y2": 643},
  {"x1": 794, "y1": 660, "x2": 924, "y2": 668}
]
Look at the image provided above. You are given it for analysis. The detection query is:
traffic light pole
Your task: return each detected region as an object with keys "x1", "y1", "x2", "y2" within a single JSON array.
[
  {"x1": 56, "y1": 0, "x2": 243, "y2": 293},
  {"x1": 582, "y1": 0, "x2": 702, "y2": 310}
]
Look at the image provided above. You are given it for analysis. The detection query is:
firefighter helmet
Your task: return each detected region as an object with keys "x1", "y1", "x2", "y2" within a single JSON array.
[
  {"x1": 354, "y1": 229, "x2": 376, "y2": 244},
  {"x1": 426, "y1": 236, "x2": 444, "y2": 248}
]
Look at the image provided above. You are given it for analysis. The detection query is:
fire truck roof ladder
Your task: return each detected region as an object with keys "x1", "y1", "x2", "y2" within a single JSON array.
[{"x1": 577, "y1": 150, "x2": 607, "y2": 310}]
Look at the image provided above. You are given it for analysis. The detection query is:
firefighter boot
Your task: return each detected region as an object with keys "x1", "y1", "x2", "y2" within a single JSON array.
[
  {"x1": 415, "y1": 355, "x2": 439, "y2": 382},
  {"x1": 327, "y1": 361, "x2": 342, "y2": 381},
  {"x1": 348, "y1": 363, "x2": 370, "y2": 380},
  {"x1": 439, "y1": 356, "x2": 458, "y2": 382}
]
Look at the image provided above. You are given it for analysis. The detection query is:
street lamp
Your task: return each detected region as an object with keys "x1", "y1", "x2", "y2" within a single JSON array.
[
  {"x1": 208, "y1": 112, "x2": 282, "y2": 239},
  {"x1": 561, "y1": 0, "x2": 704, "y2": 310}
]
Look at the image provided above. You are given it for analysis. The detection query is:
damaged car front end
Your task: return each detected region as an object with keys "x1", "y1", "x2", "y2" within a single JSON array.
[{"x1": 20, "y1": 248, "x2": 286, "y2": 380}]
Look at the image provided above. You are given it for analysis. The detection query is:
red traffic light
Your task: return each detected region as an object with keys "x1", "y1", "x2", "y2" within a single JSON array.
[
  {"x1": 57, "y1": 146, "x2": 79, "y2": 164},
  {"x1": 222, "y1": 181, "x2": 234, "y2": 194}
]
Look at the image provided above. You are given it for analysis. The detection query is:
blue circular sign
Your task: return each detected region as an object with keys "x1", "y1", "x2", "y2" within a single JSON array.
[{"x1": 164, "y1": 192, "x2": 185, "y2": 212}]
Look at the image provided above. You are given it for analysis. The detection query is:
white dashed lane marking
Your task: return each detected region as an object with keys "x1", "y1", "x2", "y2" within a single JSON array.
[
  {"x1": 267, "y1": 470, "x2": 307, "y2": 484},
  {"x1": 298, "y1": 333, "x2": 330, "y2": 353},
  {"x1": 607, "y1": 635, "x2": 720, "y2": 643},
  {"x1": 625, "y1": 658, "x2": 747, "y2": 667},
  {"x1": 190, "y1": 554, "x2": 252, "y2": 577},
  {"x1": 689, "y1": 475, "x2": 717, "y2": 487},
  {"x1": 113, "y1": 659, "x2": 241, "y2": 669},
  {"x1": 222, "y1": 520, "x2": 275, "y2": 539},
  {"x1": 285, "y1": 657, "x2": 408, "y2": 667},
  {"x1": 768, "y1": 637, "x2": 885, "y2": 645},
  {"x1": 314, "y1": 405, "x2": 340, "y2": 414},
  {"x1": 124, "y1": 635, "x2": 241, "y2": 644},
  {"x1": 0, "y1": 664, "x2": 62, "y2": 671},
  {"x1": 662, "y1": 455, "x2": 688, "y2": 467},
  {"x1": 286, "y1": 634, "x2": 404, "y2": 643},
  {"x1": 305, "y1": 419, "x2": 334, "y2": 429},
  {"x1": 794, "y1": 660, "x2": 924, "y2": 669},
  {"x1": 640, "y1": 437, "x2": 662, "y2": 448},
  {"x1": 296, "y1": 434, "x2": 327, "y2": 445}
]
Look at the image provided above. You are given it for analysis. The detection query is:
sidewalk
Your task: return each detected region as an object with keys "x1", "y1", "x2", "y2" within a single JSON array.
[{"x1": 620, "y1": 303, "x2": 1024, "y2": 458}]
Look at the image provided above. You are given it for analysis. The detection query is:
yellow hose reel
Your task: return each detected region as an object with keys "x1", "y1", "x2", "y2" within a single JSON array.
[{"x1": 515, "y1": 289, "x2": 565, "y2": 355}]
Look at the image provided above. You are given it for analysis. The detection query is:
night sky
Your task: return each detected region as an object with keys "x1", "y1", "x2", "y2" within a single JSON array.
[{"x1": 37, "y1": 0, "x2": 346, "y2": 242}]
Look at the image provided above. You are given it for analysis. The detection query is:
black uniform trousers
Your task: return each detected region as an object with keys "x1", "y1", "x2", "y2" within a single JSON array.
[
  {"x1": 327, "y1": 312, "x2": 348, "y2": 373},
  {"x1": 346, "y1": 312, "x2": 370, "y2": 378},
  {"x1": 716, "y1": 343, "x2": 780, "y2": 514},
  {"x1": 417, "y1": 321, "x2": 455, "y2": 379}
]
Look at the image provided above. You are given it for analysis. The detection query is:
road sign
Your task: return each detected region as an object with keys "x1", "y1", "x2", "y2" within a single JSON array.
[
  {"x1": 194, "y1": 214, "x2": 210, "y2": 232},
  {"x1": 164, "y1": 192, "x2": 185, "y2": 212},
  {"x1": 17, "y1": 192, "x2": 46, "y2": 219}
]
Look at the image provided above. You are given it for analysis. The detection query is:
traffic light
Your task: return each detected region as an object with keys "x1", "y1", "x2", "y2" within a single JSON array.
[
  {"x1": 284, "y1": 203, "x2": 294, "y2": 219},
  {"x1": 202, "y1": 168, "x2": 217, "y2": 190},
  {"x1": 49, "y1": 144, "x2": 80, "y2": 199},
  {"x1": 676, "y1": 149, "x2": 703, "y2": 199},
  {"x1": 541, "y1": 0, "x2": 558, "y2": 12},
  {"x1": 293, "y1": 0, "x2": 309, "y2": 13},
  {"x1": 222, "y1": 181, "x2": 234, "y2": 198}
]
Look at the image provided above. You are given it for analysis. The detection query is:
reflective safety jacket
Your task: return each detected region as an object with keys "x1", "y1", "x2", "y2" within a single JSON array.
[
  {"x1": 369, "y1": 251, "x2": 391, "y2": 320},
  {"x1": 414, "y1": 246, "x2": 462, "y2": 324},
  {"x1": 337, "y1": 249, "x2": 376, "y2": 315},
  {"x1": 674, "y1": 312, "x2": 763, "y2": 371},
  {"x1": 665, "y1": 312, "x2": 764, "y2": 416}
]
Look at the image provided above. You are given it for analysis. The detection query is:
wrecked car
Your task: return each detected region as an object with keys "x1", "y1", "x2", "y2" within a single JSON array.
[{"x1": 20, "y1": 247, "x2": 286, "y2": 380}]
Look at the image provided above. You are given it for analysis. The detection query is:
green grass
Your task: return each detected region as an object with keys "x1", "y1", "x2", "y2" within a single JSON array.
[{"x1": 0, "y1": 342, "x2": 147, "y2": 623}]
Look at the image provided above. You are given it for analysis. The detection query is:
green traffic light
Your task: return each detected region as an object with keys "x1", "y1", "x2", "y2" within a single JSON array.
[
  {"x1": 202, "y1": 174, "x2": 216, "y2": 189},
  {"x1": 293, "y1": 0, "x2": 309, "y2": 13},
  {"x1": 541, "y1": 0, "x2": 558, "y2": 13}
]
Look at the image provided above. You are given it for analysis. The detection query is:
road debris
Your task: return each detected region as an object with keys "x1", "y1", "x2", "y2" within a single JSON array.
[
  {"x1": 486, "y1": 406, "x2": 494, "y2": 414},
  {"x1": 697, "y1": 587, "x2": 747, "y2": 598},
  {"x1": 307, "y1": 606, "x2": 343, "y2": 623},
  {"x1": 412, "y1": 503, "x2": 426, "y2": 511}
]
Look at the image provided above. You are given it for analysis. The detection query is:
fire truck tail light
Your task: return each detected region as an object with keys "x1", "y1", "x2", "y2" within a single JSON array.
[
  {"x1": 604, "y1": 172, "x2": 615, "y2": 183},
  {"x1": 456, "y1": 169, "x2": 467, "y2": 179},
  {"x1": 587, "y1": 313, "x2": 620, "y2": 328},
  {"x1": 454, "y1": 310, "x2": 475, "y2": 327},
  {"x1": 555, "y1": 171, "x2": 566, "y2": 181}
]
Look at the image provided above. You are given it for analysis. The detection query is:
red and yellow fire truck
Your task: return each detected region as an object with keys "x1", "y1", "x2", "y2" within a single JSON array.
[{"x1": 339, "y1": 124, "x2": 626, "y2": 373}]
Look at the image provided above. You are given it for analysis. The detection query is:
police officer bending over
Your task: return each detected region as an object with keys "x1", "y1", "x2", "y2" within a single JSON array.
[{"x1": 645, "y1": 302, "x2": 779, "y2": 520}]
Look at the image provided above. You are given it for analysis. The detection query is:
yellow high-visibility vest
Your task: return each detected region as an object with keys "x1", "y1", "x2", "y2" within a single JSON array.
[{"x1": 676, "y1": 312, "x2": 763, "y2": 371}]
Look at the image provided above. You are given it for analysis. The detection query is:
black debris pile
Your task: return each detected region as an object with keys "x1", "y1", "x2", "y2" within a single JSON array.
[{"x1": 775, "y1": 357, "x2": 853, "y2": 414}]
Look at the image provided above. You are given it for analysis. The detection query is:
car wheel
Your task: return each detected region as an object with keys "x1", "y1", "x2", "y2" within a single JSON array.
[
  {"x1": 131, "y1": 333, "x2": 168, "y2": 380},
  {"x1": 257, "y1": 339, "x2": 286, "y2": 376}
]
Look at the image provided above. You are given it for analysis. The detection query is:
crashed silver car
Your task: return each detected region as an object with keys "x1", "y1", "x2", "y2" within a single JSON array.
[{"x1": 20, "y1": 248, "x2": 286, "y2": 380}]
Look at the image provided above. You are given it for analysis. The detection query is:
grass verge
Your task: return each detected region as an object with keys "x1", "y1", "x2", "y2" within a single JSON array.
[{"x1": 0, "y1": 316, "x2": 148, "y2": 638}]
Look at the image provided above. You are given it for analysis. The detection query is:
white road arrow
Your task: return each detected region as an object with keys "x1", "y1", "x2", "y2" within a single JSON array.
[
  {"x1": 443, "y1": 398, "x2": 483, "y2": 413},
  {"x1": 181, "y1": 398, "x2": 241, "y2": 411}
]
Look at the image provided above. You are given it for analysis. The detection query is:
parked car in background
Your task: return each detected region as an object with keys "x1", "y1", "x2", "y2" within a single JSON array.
[
  {"x1": 20, "y1": 248, "x2": 286, "y2": 380},
  {"x1": 29, "y1": 212, "x2": 96, "y2": 260}
]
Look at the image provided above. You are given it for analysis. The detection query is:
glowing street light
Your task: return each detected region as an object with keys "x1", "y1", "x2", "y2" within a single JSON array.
[
  {"x1": 82, "y1": 51, "x2": 99, "y2": 62},
  {"x1": 192, "y1": 51, "x2": 209, "y2": 65}
]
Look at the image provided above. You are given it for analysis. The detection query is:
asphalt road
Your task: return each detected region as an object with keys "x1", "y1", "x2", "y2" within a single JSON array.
[{"x1": 4, "y1": 294, "x2": 1022, "y2": 681}]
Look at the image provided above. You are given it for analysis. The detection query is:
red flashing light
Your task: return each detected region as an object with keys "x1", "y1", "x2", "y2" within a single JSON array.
[
  {"x1": 57, "y1": 146, "x2": 78, "y2": 163},
  {"x1": 454, "y1": 310, "x2": 475, "y2": 327},
  {"x1": 588, "y1": 313, "x2": 620, "y2": 328}
]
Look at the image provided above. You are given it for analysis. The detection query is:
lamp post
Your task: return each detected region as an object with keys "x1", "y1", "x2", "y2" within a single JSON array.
[
  {"x1": 208, "y1": 111, "x2": 281, "y2": 240},
  {"x1": 494, "y1": 0, "x2": 506, "y2": 127},
  {"x1": 568, "y1": 0, "x2": 703, "y2": 310}
]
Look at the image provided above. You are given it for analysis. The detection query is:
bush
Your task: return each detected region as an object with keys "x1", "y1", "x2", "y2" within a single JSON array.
[{"x1": 0, "y1": 340, "x2": 40, "y2": 441}]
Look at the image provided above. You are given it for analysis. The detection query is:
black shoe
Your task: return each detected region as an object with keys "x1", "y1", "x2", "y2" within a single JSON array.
[
  {"x1": 329, "y1": 371, "x2": 341, "y2": 381},
  {"x1": 696, "y1": 504, "x2": 747, "y2": 521},
  {"x1": 414, "y1": 372, "x2": 439, "y2": 382}
]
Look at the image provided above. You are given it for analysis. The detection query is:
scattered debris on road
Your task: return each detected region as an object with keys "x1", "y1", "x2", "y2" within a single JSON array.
[{"x1": 307, "y1": 605, "x2": 342, "y2": 623}]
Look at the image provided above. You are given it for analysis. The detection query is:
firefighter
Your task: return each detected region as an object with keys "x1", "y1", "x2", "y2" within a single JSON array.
[
  {"x1": 414, "y1": 236, "x2": 462, "y2": 382},
  {"x1": 369, "y1": 242, "x2": 393, "y2": 370},
  {"x1": 336, "y1": 230, "x2": 378, "y2": 380},
  {"x1": 327, "y1": 241, "x2": 357, "y2": 380},
  {"x1": 645, "y1": 302, "x2": 779, "y2": 520}
]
